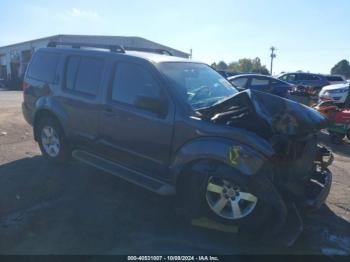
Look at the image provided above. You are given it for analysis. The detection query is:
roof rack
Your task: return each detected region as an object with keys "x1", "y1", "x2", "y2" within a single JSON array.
[
  {"x1": 123, "y1": 47, "x2": 173, "y2": 56},
  {"x1": 47, "y1": 41, "x2": 125, "y2": 53},
  {"x1": 47, "y1": 42, "x2": 173, "y2": 56}
]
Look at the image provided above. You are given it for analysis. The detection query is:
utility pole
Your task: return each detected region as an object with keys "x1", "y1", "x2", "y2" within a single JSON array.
[{"x1": 270, "y1": 47, "x2": 276, "y2": 75}]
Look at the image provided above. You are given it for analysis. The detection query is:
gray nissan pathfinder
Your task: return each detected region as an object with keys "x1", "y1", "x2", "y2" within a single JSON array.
[{"x1": 22, "y1": 42, "x2": 333, "y2": 245}]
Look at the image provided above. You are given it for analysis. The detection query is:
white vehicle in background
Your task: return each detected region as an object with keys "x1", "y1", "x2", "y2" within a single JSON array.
[{"x1": 319, "y1": 82, "x2": 350, "y2": 104}]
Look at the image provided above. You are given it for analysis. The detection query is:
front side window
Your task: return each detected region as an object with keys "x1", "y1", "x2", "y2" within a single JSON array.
[
  {"x1": 286, "y1": 74, "x2": 296, "y2": 81},
  {"x1": 111, "y1": 62, "x2": 161, "y2": 105},
  {"x1": 27, "y1": 51, "x2": 60, "y2": 83},
  {"x1": 158, "y1": 62, "x2": 237, "y2": 109}
]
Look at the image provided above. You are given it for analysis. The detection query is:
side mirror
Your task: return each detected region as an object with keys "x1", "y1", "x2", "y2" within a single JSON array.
[{"x1": 134, "y1": 95, "x2": 167, "y2": 117}]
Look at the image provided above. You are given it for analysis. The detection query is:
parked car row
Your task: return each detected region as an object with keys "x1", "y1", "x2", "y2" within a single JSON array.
[
  {"x1": 218, "y1": 70, "x2": 349, "y2": 106},
  {"x1": 227, "y1": 74, "x2": 292, "y2": 98},
  {"x1": 278, "y1": 72, "x2": 346, "y2": 96}
]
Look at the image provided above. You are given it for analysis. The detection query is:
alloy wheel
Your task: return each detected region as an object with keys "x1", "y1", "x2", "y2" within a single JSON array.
[
  {"x1": 41, "y1": 126, "x2": 60, "y2": 157},
  {"x1": 205, "y1": 176, "x2": 258, "y2": 220}
]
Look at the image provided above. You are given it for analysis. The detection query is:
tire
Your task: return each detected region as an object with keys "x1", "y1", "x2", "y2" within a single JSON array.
[
  {"x1": 36, "y1": 116, "x2": 71, "y2": 163},
  {"x1": 346, "y1": 130, "x2": 350, "y2": 141},
  {"x1": 330, "y1": 133, "x2": 344, "y2": 144},
  {"x1": 186, "y1": 166, "x2": 272, "y2": 235}
]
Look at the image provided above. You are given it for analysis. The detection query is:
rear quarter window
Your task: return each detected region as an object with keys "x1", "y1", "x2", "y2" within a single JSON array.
[{"x1": 27, "y1": 51, "x2": 60, "y2": 83}]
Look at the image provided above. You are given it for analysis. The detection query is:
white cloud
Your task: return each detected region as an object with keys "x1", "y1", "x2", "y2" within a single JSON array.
[{"x1": 57, "y1": 7, "x2": 101, "y2": 21}]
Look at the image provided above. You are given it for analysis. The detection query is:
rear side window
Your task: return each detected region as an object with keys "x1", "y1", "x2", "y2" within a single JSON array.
[
  {"x1": 65, "y1": 56, "x2": 80, "y2": 90},
  {"x1": 271, "y1": 78, "x2": 285, "y2": 85},
  {"x1": 230, "y1": 77, "x2": 248, "y2": 89},
  {"x1": 326, "y1": 76, "x2": 344, "y2": 82},
  {"x1": 111, "y1": 62, "x2": 161, "y2": 105},
  {"x1": 27, "y1": 51, "x2": 60, "y2": 83},
  {"x1": 65, "y1": 56, "x2": 104, "y2": 96},
  {"x1": 298, "y1": 74, "x2": 320, "y2": 81},
  {"x1": 251, "y1": 77, "x2": 269, "y2": 86}
]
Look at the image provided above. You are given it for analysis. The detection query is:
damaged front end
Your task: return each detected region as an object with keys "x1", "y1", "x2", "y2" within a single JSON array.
[{"x1": 198, "y1": 90, "x2": 333, "y2": 245}]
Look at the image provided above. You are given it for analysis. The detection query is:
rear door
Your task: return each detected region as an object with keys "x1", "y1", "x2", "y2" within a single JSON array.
[
  {"x1": 56, "y1": 54, "x2": 106, "y2": 147},
  {"x1": 98, "y1": 60, "x2": 174, "y2": 179}
]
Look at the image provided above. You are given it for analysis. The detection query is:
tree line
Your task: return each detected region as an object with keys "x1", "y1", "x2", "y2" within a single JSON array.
[
  {"x1": 331, "y1": 60, "x2": 350, "y2": 79},
  {"x1": 211, "y1": 57, "x2": 270, "y2": 75},
  {"x1": 211, "y1": 58, "x2": 350, "y2": 79}
]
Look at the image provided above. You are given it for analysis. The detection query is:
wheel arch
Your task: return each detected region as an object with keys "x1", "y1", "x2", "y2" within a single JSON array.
[
  {"x1": 171, "y1": 137, "x2": 268, "y2": 197},
  {"x1": 33, "y1": 109, "x2": 64, "y2": 141},
  {"x1": 175, "y1": 158, "x2": 243, "y2": 202},
  {"x1": 33, "y1": 97, "x2": 69, "y2": 141}
]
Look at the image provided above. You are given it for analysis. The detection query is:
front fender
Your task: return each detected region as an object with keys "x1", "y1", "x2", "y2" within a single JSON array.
[{"x1": 171, "y1": 137, "x2": 269, "y2": 181}]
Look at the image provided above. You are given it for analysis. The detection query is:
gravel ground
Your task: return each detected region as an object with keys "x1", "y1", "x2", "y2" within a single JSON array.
[{"x1": 0, "y1": 90, "x2": 349, "y2": 255}]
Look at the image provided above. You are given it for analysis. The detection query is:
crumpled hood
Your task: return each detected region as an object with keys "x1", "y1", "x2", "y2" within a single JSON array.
[{"x1": 199, "y1": 90, "x2": 327, "y2": 138}]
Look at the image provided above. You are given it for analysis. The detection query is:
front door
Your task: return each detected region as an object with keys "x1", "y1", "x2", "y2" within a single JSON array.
[{"x1": 99, "y1": 61, "x2": 174, "y2": 179}]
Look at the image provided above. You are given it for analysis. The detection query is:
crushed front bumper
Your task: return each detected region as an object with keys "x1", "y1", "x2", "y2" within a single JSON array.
[
  {"x1": 303, "y1": 145, "x2": 333, "y2": 210},
  {"x1": 253, "y1": 145, "x2": 333, "y2": 246},
  {"x1": 304, "y1": 167, "x2": 332, "y2": 210}
]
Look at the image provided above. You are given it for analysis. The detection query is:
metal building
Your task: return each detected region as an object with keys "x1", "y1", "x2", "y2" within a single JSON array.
[{"x1": 0, "y1": 34, "x2": 190, "y2": 89}]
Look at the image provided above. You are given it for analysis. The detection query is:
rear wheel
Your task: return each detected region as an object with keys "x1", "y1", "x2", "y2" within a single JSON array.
[
  {"x1": 37, "y1": 117, "x2": 70, "y2": 163},
  {"x1": 346, "y1": 130, "x2": 350, "y2": 141}
]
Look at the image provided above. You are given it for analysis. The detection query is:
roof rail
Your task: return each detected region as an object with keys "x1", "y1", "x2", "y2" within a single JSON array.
[
  {"x1": 47, "y1": 41, "x2": 125, "y2": 53},
  {"x1": 124, "y1": 47, "x2": 173, "y2": 56}
]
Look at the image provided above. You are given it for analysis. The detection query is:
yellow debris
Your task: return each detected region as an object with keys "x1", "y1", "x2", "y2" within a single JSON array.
[{"x1": 191, "y1": 217, "x2": 238, "y2": 233}]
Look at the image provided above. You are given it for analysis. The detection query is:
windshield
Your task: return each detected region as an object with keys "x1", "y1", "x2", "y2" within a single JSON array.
[{"x1": 158, "y1": 62, "x2": 238, "y2": 109}]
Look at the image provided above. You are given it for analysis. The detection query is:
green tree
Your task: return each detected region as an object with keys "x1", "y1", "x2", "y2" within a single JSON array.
[
  {"x1": 331, "y1": 60, "x2": 350, "y2": 79},
  {"x1": 216, "y1": 61, "x2": 228, "y2": 70},
  {"x1": 226, "y1": 57, "x2": 269, "y2": 75}
]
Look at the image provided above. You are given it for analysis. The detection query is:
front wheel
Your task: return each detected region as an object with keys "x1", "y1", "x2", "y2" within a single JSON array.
[
  {"x1": 37, "y1": 117, "x2": 71, "y2": 163},
  {"x1": 329, "y1": 132, "x2": 344, "y2": 144},
  {"x1": 187, "y1": 170, "x2": 272, "y2": 234},
  {"x1": 205, "y1": 176, "x2": 258, "y2": 221}
]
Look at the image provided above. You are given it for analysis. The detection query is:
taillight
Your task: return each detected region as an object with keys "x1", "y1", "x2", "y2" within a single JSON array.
[{"x1": 22, "y1": 81, "x2": 29, "y2": 91}]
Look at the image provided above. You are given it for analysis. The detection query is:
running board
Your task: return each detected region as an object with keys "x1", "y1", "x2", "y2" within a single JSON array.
[{"x1": 72, "y1": 150, "x2": 175, "y2": 196}]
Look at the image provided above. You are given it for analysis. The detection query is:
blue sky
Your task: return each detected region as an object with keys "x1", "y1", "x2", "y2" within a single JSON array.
[{"x1": 1, "y1": 0, "x2": 349, "y2": 74}]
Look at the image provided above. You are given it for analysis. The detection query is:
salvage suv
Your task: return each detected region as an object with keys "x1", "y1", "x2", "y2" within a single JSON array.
[{"x1": 22, "y1": 42, "x2": 333, "y2": 245}]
